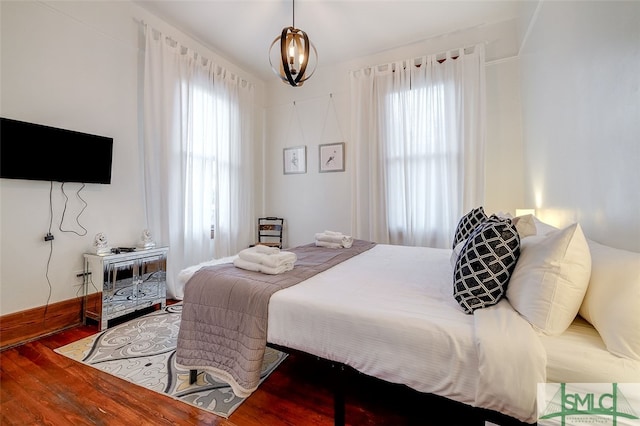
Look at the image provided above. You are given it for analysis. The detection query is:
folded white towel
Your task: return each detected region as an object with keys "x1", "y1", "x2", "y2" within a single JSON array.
[
  {"x1": 315, "y1": 240, "x2": 343, "y2": 249},
  {"x1": 314, "y1": 231, "x2": 353, "y2": 248},
  {"x1": 238, "y1": 246, "x2": 297, "y2": 269},
  {"x1": 254, "y1": 244, "x2": 280, "y2": 254},
  {"x1": 233, "y1": 257, "x2": 293, "y2": 275}
]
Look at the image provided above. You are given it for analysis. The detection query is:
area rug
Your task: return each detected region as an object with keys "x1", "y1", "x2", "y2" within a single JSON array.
[{"x1": 55, "y1": 304, "x2": 287, "y2": 418}]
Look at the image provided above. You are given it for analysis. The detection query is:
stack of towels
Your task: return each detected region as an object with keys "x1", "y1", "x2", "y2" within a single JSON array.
[
  {"x1": 314, "y1": 230, "x2": 354, "y2": 249},
  {"x1": 233, "y1": 245, "x2": 297, "y2": 275}
]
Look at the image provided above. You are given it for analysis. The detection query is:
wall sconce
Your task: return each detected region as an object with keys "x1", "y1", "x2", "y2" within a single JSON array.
[{"x1": 269, "y1": 0, "x2": 317, "y2": 87}]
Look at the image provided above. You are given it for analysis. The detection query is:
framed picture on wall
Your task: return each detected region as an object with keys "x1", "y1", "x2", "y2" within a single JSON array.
[
  {"x1": 319, "y1": 142, "x2": 345, "y2": 173},
  {"x1": 283, "y1": 146, "x2": 307, "y2": 174}
]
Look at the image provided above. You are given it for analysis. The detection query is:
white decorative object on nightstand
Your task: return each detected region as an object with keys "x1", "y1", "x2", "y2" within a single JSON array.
[
  {"x1": 93, "y1": 232, "x2": 111, "y2": 255},
  {"x1": 83, "y1": 247, "x2": 168, "y2": 330},
  {"x1": 137, "y1": 228, "x2": 156, "y2": 249}
]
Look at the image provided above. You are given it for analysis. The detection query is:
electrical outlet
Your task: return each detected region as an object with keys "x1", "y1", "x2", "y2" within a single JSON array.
[
  {"x1": 75, "y1": 270, "x2": 91, "y2": 287},
  {"x1": 44, "y1": 233, "x2": 54, "y2": 242}
]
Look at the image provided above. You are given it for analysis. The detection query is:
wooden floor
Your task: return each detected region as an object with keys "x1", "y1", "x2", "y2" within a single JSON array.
[{"x1": 0, "y1": 320, "x2": 530, "y2": 426}]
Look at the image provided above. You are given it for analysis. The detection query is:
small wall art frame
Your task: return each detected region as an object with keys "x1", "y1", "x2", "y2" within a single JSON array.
[
  {"x1": 319, "y1": 142, "x2": 345, "y2": 173},
  {"x1": 283, "y1": 145, "x2": 307, "y2": 174}
]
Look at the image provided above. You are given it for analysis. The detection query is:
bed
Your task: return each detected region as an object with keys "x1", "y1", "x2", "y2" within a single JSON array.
[{"x1": 175, "y1": 212, "x2": 640, "y2": 425}]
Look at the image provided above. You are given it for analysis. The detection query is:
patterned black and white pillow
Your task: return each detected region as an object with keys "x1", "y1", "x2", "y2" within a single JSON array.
[
  {"x1": 453, "y1": 216, "x2": 521, "y2": 314},
  {"x1": 452, "y1": 206, "x2": 488, "y2": 249}
]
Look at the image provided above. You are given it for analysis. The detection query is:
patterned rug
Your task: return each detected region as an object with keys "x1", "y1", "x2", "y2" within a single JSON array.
[{"x1": 55, "y1": 304, "x2": 287, "y2": 418}]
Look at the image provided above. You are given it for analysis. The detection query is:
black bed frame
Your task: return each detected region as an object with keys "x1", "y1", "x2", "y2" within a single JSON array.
[{"x1": 188, "y1": 343, "x2": 534, "y2": 426}]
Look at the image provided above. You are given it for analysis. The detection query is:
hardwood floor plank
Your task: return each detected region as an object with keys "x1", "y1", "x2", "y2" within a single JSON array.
[
  {"x1": 8, "y1": 344, "x2": 127, "y2": 425},
  {"x1": 0, "y1": 398, "x2": 42, "y2": 425},
  {"x1": 1, "y1": 322, "x2": 528, "y2": 426},
  {"x1": 246, "y1": 357, "x2": 335, "y2": 425},
  {"x1": 2, "y1": 337, "x2": 227, "y2": 425},
  {"x1": 2, "y1": 352, "x2": 89, "y2": 425}
]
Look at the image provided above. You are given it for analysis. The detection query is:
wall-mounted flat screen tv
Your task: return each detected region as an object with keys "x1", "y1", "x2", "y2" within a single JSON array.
[{"x1": 0, "y1": 117, "x2": 113, "y2": 184}]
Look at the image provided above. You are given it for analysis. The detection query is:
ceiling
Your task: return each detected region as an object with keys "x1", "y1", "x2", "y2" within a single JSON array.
[{"x1": 135, "y1": 0, "x2": 525, "y2": 81}]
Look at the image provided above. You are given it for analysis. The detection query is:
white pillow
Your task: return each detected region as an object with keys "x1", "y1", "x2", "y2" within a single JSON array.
[
  {"x1": 532, "y1": 216, "x2": 559, "y2": 236},
  {"x1": 513, "y1": 214, "x2": 537, "y2": 238},
  {"x1": 507, "y1": 223, "x2": 591, "y2": 335},
  {"x1": 579, "y1": 240, "x2": 640, "y2": 360}
]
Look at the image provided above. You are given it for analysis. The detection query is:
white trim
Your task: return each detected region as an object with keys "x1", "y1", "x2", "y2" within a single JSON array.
[{"x1": 518, "y1": 0, "x2": 545, "y2": 56}]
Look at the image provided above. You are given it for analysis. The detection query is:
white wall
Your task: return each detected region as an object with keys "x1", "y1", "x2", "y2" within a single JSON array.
[
  {"x1": 0, "y1": 1, "x2": 264, "y2": 315},
  {"x1": 263, "y1": 69, "x2": 351, "y2": 249},
  {"x1": 519, "y1": 1, "x2": 640, "y2": 252},
  {"x1": 264, "y1": 19, "x2": 526, "y2": 248},
  {"x1": 3, "y1": 1, "x2": 568, "y2": 316},
  {"x1": 485, "y1": 57, "x2": 526, "y2": 214}
]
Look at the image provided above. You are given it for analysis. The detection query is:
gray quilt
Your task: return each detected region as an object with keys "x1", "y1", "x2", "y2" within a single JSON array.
[{"x1": 175, "y1": 239, "x2": 376, "y2": 397}]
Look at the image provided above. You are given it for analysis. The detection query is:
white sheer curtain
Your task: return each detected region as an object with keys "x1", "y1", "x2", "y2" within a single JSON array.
[
  {"x1": 350, "y1": 44, "x2": 485, "y2": 248},
  {"x1": 143, "y1": 27, "x2": 254, "y2": 299}
]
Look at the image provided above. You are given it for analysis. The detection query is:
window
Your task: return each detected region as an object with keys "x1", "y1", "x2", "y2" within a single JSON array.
[
  {"x1": 383, "y1": 80, "x2": 460, "y2": 246},
  {"x1": 186, "y1": 84, "x2": 217, "y2": 241},
  {"x1": 351, "y1": 47, "x2": 485, "y2": 249},
  {"x1": 143, "y1": 26, "x2": 255, "y2": 298},
  {"x1": 188, "y1": 83, "x2": 245, "y2": 245}
]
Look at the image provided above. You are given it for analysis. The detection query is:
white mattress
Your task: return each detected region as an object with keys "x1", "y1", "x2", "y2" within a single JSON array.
[
  {"x1": 267, "y1": 244, "x2": 480, "y2": 409},
  {"x1": 179, "y1": 242, "x2": 638, "y2": 422},
  {"x1": 540, "y1": 316, "x2": 640, "y2": 383}
]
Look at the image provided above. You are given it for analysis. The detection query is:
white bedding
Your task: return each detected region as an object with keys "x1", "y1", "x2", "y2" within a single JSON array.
[
  {"x1": 176, "y1": 255, "x2": 237, "y2": 298},
  {"x1": 267, "y1": 244, "x2": 545, "y2": 423},
  {"x1": 540, "y1": 315, "x2": 640, "y2": 383},
  {"x1": 182, "y1": 243, "x2": 640, "y2": 423},
  {"x1": 178, "y1": 226, "x2": 639, "y2": 424}
]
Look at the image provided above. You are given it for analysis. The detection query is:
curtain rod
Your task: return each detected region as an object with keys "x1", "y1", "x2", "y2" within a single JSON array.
[
  {"x1": 350, "y1": 42, "x2": 487, "y2": 74},
  {"x1": 137, "y1": 18, "x2": 255, "y2": 88}
]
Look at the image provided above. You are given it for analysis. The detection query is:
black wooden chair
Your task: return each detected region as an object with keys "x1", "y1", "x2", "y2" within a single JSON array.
[{"x1": 256, "y1": 217, "x2": 284, "y2": 249}]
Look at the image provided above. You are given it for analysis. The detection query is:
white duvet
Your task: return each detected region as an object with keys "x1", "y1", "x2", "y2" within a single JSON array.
[{"x1": 267, "y1": 244, "x2": 546, "y2": 423}]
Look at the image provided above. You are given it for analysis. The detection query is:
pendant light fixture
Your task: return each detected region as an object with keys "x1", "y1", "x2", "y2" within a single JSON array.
[{"x1": 269, "y1": 0, "x2": 317, "y2": 87}]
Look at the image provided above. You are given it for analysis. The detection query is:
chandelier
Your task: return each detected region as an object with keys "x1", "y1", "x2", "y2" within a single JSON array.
[{"x1": 269, "y1": 0, "x2": 317, "y2": 87}]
